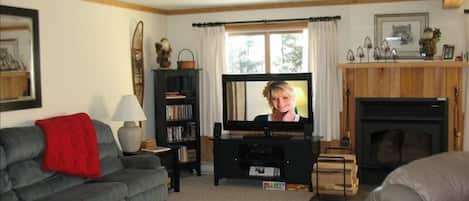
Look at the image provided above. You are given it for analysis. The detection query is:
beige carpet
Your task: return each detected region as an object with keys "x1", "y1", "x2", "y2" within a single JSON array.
[
  {"x1": 168, "y1": 175, "x2": 313, "y2": 201},
  {"x1": 167, "y1": 175, "x2": 371, "y2": 201}
]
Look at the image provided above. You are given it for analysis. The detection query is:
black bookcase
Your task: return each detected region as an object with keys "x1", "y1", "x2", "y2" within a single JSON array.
[{"x1": 153, "y1": 69, "x2": 201, "y2": 176}]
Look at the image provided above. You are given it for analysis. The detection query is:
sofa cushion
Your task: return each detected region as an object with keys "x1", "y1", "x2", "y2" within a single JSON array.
[
  {"x1": 93, "y1": 120, "x2": 121, "y2": 159},
  {"x1": 0, "y1": 171, "x2": 11, "y2": 194},
  {"x1": 15, "y1": 173, "x2": 86, "y2": 201},
  {"x1": 36, "y1": 182, "x2": 127, "y2": 201},
  {"x1": 0, "y1": 126, "x2": 44, "y2": 166},
  {"x1": 0, "y1": 147, "x2": 6, "y2": 170},
  {"x1": 121, "y1": 154, "x2": 161, "y2": 169},
  {"x1": 8, "y1": 159, "x2": 54, "y2": 189},
  {"x1": 96, "y1": 168, "x2": 167, "y2": 197},
  {"x1": 93, "y1": 120, "x2": 124, "y2": 176},
  {"x1": 100, "y1": 157, "x2": 124, "y2": 176},
  {"x1": 0, "y1": 191, "x2": 18, "y2": 201}
]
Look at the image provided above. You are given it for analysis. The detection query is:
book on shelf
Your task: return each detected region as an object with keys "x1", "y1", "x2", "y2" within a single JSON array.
[
  {"x1": 165, "y1": 104, "x2": 193, "y2": 121},
  {"x1": 166, "y1": 123, "x2": 197, "y2": 143},
  {"x1": 141, "y1": 146, "x2": 171, "y2": 153},
  {"x1": 178, "y1": 146, "x2": 197, "y2": 163},
  {"x1": 166, "y1": 95, "x2": 186, "y2": 99},
  {"x1": 165, "y1": 91, "x2": 186, "y2": 99}
]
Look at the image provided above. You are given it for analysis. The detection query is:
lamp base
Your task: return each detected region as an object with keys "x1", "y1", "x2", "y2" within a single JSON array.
[{"x1": 118, "y1": 121, "x2": 142, "y2": 152}]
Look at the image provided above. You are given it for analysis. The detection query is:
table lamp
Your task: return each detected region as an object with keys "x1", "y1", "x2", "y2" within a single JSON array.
[{"x1": 112, "y1": 95, "x2": 146, "y2": 152}]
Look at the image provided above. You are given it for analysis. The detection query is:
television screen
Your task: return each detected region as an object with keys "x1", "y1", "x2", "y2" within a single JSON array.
[{"x1": 222, "y1": 73, "x2": 313, "y2": 132}]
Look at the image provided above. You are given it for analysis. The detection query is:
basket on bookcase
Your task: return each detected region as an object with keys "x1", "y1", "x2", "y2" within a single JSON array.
[{"x1": 177, "y1": 49, "x2": 195, "y2": 69}]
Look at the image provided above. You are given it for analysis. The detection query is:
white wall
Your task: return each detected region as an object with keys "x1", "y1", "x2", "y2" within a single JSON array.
[
  {"x1": 167, "y1": 0, "x2": 466, "y2": 65},
  {"x1": 167, "y1": 0, "x2": 468, "y2": 148},
  {"x1": 0, "y1": 0, "x2": 167, "y2": 143},
  {"x1": 1, "y1": 0, "x2": 467, "y2": 150}
]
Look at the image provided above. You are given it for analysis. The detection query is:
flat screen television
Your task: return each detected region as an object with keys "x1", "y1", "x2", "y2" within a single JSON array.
[{"x1": 222, "y1": 73, "x2": 313, "y2": 132}]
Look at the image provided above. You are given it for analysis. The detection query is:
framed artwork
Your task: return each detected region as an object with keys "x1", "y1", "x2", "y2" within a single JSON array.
[
  {"x1": 0, "y1": 39, "x2": 23, "y2": 71},
  {"x1": 443, "y1": 44, "x2": 455, "y2": 60},
  {"x1": 375, "y1": 12, "x2": 429, "y2": 59}
]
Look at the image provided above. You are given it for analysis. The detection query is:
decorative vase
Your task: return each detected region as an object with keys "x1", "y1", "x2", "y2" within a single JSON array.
[
  {"x1": 420, "y1": 39, "x2": 435, "y2": 60},
  {"x1": 157, "y1": 56, "x2": 171, "y2": 68}
]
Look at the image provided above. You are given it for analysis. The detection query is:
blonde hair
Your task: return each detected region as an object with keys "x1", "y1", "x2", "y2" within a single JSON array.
[{"x1": 262, "y1": 81, "x2": 295, "y2": 108}]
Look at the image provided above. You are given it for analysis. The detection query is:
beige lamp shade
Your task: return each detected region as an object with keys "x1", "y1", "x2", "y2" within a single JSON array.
[{"x1": 112, "y1": 95, "x2": 146, "y2": 121}]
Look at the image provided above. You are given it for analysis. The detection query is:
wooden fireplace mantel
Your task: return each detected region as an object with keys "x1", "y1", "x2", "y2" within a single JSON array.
[
  {"x1": 338, "y1": 61, "x2": 465, "y2": 152},
  {"x1": 338, "y1": 61, "x2": 469, "y2": 69}
]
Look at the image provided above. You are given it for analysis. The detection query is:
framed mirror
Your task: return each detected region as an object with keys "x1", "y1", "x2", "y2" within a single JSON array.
[
  {"x1": 131, "y1": 21, "x2": 144, "y2": 107},
  {"x1": 0, "y1": 5, "x2": 42, "y2": 112}
]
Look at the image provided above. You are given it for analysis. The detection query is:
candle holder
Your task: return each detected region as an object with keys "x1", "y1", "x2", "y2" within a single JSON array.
[
  {"x1": 357, "y1": 46, "x2": 365, "y2": 63},
  {"x1": 373, "y1": 47, "x2": 381, "y2": 62},
  {"x1": 381, "y1": 40, "x2": 390, "y2": 62},
  {"x1": 346, "y1": 49, "x2": 355, "y2": 63},
  {"x1": 391, "y1": 48, "x2": 398, "y2": 62},
  {"x1": 364, "y1": 36, "x2": 373, "y2": 63}
]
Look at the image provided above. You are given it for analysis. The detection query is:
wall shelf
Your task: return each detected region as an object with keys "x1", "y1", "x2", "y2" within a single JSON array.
[{"x1": 338, "y1": 61, "x2": 469, "y2": 69}]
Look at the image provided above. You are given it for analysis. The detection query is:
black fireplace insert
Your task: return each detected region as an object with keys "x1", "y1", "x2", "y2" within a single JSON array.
[{"x1": 356, "y1": 98, "x2": 448, "y2": 184}]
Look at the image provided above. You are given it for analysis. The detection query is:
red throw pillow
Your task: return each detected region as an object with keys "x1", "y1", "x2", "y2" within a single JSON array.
[{"x1": 36, "y1": 113, "x2": 101, "y2": 178}]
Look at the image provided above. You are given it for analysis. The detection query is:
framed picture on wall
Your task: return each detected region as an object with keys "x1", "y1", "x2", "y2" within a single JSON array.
[
  {"x1": 443, "y1": 44, "x2": 455, "y2": 60},
  {"x1": 0, "y1": 39, "x2": 23, "y2": 71},
  {"x1": 374, "y1": 12, "x2": 429, "y2": 59}
]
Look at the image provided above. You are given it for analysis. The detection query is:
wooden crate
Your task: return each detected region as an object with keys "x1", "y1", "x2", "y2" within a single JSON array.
[
  {"x1": 286, "y1": 184, "x2": 309, "y2": 192},
  {"x1": 318, "y1": 188, "x2": 358, "y2": 196},
  {"x1": 312, "y1": 154, "x2": 359, "y2": 196},
  {"x1": 312, "y1": 169, "x2": 358, "y2": 186}
]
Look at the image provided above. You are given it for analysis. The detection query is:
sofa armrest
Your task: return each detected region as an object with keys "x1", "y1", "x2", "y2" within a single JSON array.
[
  {"x1": 120, "y1": 154, "x2": 161, "y2": 169},
  {"x1": 366, "y1": 184, "x2": 423, "y2": 201}
]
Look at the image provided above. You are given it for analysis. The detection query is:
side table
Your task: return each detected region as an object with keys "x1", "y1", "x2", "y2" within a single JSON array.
[{"x1": 124, "y1": 146, "x2": 180, "y2": 192}]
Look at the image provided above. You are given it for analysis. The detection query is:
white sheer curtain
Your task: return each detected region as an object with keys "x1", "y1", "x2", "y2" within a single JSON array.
[
  {"x1": 196, "y1": 26, "x2": 226, "y2": 137},
  {"x1": 308, "y1": 21, "x2": 341, "y2": 141},
  {"x1": 463, "y1": 13, "x2": 469, "y2": 151}
]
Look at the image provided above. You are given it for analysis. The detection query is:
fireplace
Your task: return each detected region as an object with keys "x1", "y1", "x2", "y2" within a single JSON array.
[{"x1": 356, "y1": 98, "x2": 448, "y2": 184}]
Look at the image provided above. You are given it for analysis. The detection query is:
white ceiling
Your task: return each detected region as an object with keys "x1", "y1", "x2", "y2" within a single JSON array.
[{"x1": 119, "y1": 0, "x2": 316, "y2": 10}]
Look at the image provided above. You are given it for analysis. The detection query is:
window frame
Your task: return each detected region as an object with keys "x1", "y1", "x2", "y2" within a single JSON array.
[{"x1": 226, "y1": 22, "x2": 307, "y2": 73}]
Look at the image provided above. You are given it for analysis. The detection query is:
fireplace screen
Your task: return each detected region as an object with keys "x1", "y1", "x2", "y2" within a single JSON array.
[{"x1": 371, "y1": 128, "x2": 432, "y2": 165}]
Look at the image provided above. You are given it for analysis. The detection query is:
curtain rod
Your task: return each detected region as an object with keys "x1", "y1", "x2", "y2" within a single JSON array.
[{"x1": 192, "y1": 16, "x2": 341, "y2": 27}]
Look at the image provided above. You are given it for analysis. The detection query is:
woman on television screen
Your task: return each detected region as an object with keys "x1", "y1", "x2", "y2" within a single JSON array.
[{"x1": 254, "y1": 81, "x2": 306, "y2": 122}]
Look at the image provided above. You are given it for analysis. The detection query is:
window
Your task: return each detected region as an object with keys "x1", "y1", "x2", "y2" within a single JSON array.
[{"x1": 226, "y1": 23, "x2": 308, "y2": 74}]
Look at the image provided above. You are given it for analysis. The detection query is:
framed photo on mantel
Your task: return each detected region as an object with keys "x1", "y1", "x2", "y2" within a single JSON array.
[{"x1": 374, "y1": 12, "x2": 429, "y2": 59}]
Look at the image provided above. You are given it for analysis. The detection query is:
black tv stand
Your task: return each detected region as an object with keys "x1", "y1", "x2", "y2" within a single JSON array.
[{"x1": 212, "y1": 123, "x2": 320, "y2": 189}]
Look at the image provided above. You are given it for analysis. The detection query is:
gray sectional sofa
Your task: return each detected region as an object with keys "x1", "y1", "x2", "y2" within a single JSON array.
[{"x1": 0, "y1": 120, "x2": 168, "y2": 201}]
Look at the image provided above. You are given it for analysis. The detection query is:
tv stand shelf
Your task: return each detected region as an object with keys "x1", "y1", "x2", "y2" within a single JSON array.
[{"x1": 212, "y1": 133, "x2": 320, "y2": 189}]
